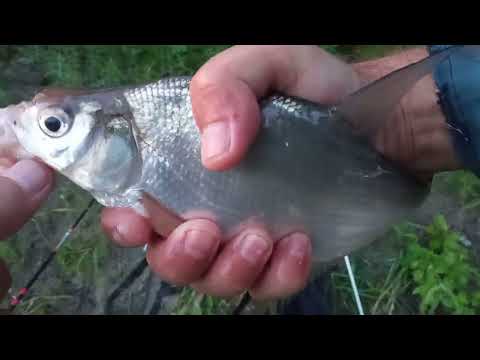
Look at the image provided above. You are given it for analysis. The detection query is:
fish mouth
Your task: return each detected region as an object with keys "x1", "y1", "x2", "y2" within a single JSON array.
[
  {"x1": 0, "y1": 102, "x2": 31, "y2": 160},
  {"x1": 0, "y1": 106, "x2": 17, "y2": 137},
  {"x1": 0, "y1": 101, "x2": 33, "y2": 132}
]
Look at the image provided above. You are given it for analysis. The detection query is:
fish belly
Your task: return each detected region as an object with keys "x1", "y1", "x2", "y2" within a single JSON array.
[{"x1": 135, "y1": 90, "x2": 429, "y2": 263}]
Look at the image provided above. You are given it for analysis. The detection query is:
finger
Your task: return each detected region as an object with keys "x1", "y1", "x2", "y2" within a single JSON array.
[
  {"x1": 192, "y1": 226, "x2": 274, "y2": 298},
  {"x1": 142, "y1": 193, "x2": 185, "y2": 239},
  {"x1": 0, "y1": 258, "x2": 11, "y2": 301},
  {"x1": 146, "y1": 219, "x2": 221, "y2": 286},
  {"x1": 190, "y1": 45, "x2": 359, "y2": 171},
  {"x1": 101, "y1": 207, "x2": 153, "y2": 248},
  {"x1": 0, "y1": 158, "x2": 15, "y2": 172},
  {"x1": 250, "y1": 233, "x2": 312, "y2": 301},
  {"x1": 0, "y1": 159, "x2": 54, "y2": 240}
]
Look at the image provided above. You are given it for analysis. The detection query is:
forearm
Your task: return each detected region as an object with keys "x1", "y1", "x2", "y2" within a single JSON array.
[{"x1": 352, "y1": 47, "x2": 462, "y2": 181}]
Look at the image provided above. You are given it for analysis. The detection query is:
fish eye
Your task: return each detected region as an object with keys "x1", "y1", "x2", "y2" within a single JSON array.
[
  {"x1": 45, "y1": 117, "x2": 62, "y2": 132},
  {"x1": 38, "y1": 110, "x2": 71, "y2": 138}
]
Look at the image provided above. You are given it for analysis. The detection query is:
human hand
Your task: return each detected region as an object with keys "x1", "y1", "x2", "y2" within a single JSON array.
[
  {"x1": 101, "y1": 45, "x2": 365, "y2": 301},
  {"x1": 102, "y1": 45, "x2": 461, "y2": 302},
  {"x1": 354, "y1": 47, "x2": 461, "y2": 181},
  {"x1": 0, "y1": 159, "x2": 54, "y2": 301}
]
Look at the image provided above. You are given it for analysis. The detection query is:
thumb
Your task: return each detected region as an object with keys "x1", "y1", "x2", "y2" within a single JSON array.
[
  {"x1": 0, "y1": 160, "x2": 54, "y2": 240},
  {"x1": 190, "y1": 76, "x2": 261, "y2": 172}
]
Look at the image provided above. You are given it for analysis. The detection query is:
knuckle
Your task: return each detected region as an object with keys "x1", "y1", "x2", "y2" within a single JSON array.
[
  {"x1": 227, "y1": 220, "x2": 272, "y2": 243},
  {"x1": 190, "y1": 70, "x2": 212, "y2": 93},
  {"x1": 148, "y1": 262, "x2": 196, "y2": 287},
  {"x1": 181, "y1": 218, "x2": 221, "y2": 235},
  {"x1": 191, "y1": 64, "x2": 225, "y2": 95}
]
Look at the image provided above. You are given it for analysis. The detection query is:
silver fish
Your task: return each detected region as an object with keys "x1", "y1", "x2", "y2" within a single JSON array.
[{"x1": 0, "y1": 46, "x2": 473, "y2": 263}]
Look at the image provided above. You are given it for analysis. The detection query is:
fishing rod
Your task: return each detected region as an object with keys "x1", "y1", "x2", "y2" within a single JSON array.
[
  {"x1": 8, "y1": 198, "x2": 97, "y2": 313},
  {"x1": 3, "y1": 192, "x2": 247, "y2": 315}
]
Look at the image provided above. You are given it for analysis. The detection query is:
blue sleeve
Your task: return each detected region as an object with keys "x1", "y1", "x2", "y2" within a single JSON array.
[{"x1": 428, "y1": 45, "x2": 480, "y2": 176}]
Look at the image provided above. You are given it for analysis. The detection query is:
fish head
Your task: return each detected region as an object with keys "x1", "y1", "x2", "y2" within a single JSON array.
[
  {"x1": 9, "y1": 91, "x2": 100, "y2": 172},
  {"x1": 6, "y1": 88, "x2": 144, "y2": 201}
]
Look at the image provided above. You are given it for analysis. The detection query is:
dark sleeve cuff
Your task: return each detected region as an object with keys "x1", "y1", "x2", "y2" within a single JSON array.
[{"x1": 428, "y1": 45, "x2": 480, "y2": 176}]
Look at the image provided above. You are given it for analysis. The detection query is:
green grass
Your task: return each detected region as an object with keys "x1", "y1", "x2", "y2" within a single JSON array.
[
  {"x1": 333, "y1": 215, "x2": 480, "y2": 315},
  {"x1": 169, "y1": 287, "x2": 233, "y2": 315},
  {"x1": 14, "y1": 45, "x2": 231, "y2": 87},
  {"x1": 5, "y1": 45, "x2": 411, "y2": 88},
  {"x1": 436, "y1": 170, "x2": 480, "y2": 209},
  {"x1": 3, "y1": 45, "x2": 479, "y2": 315}
]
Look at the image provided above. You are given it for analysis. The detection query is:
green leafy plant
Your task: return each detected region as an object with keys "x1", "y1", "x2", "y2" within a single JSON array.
[
  {"x1": 399, "y1": 215, "x2": 480, "y2": 315},
  {"x1": 170, "y1": 287, "x2": 232, "y2": 315},
  {"x1": 439, "y1": 170, "x2": 480, "y2": 209},
  {"x1": 17, "y1": 295, "x2": 73, "y2": 315},
  {"x1": 0, "y1": 242, "x2": 21, "y2": 264}
]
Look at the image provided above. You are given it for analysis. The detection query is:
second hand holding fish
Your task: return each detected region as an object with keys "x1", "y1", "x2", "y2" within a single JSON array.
[
  {"x1": 0, "y1": 45, "x2": 464, "y2": 304},
  {"x1": 101, "y1": 45, "x2": 461, "y2": 301}
]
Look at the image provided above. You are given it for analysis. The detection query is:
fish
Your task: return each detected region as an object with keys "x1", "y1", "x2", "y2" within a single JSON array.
[{"x1": 0, "y1": 45, "x2": 474, "y2": 264}]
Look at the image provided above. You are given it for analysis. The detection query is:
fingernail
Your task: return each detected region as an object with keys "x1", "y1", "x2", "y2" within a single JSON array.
[
  {"x1": 0, "y1": 158, "x2": 15, "y2": 173},
  {"x1": 237, "y1": 234, "x2": 270, "y2": 265},
  {"x1": 2, "y1": 160, "x2": 51, "y2": 196},
  {"x1": 112, "y1": 225, "x2": 125, "y2": 244},
  {"x1": 184, "y1": 230, "x2": 218, "y2": 260},
  {"x1": 202, "y1": 121, "x2": 231, "y2": 160},
  {"x1": 286, "y1": 233, "x2": 311, "y2": 263}
]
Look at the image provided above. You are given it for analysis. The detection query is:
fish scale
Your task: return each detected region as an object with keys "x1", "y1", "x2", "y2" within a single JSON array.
[
  {"x1": 3, "y1": 46, "x2": 474, "y2": 263},
  {"x1": 120, "y1": 77, "x2": 427, "y2": 262}
]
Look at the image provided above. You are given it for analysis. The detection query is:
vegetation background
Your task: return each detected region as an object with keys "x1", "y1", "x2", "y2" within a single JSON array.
[{"x1": 1, "y1": 45, "x2": 479, "y2": 315}]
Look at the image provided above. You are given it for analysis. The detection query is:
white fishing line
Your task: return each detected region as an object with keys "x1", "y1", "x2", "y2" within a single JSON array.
[
  {"x1": 55, "y1": 230, "x2": 73, "y2": 251},
  {"x1": 344, "y1": 255, "x2": 364, "y2": 316}
]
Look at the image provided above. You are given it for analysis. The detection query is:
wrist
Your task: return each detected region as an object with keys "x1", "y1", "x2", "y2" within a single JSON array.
[{"x1": 352, "y1": 48, "x2": 462, "y2": 181}]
